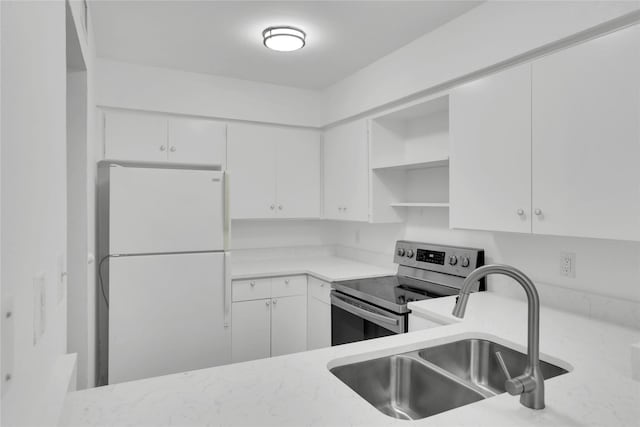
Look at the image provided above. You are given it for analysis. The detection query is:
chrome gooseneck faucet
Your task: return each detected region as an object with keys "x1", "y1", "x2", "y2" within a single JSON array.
[{"x1": 452, "y1": 264, "x2": 545, "y2": 410}]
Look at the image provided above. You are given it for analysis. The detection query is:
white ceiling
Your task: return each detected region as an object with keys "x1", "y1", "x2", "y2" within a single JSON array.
[{"x1": 90, "y1": 1, "x2": 481, "y2": 90}]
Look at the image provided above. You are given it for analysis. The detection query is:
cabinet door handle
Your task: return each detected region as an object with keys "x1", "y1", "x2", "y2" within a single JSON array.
[
  {"x1": 250, "y1": 281, "x2": 255, "y2": 287},
  {"x1": 278, "y1": 205, "x2": 283, "y2": 210},
  {"x1": 284, "y1": 279, "x2": 289, "y2": 285},
  {"x1": 160, "y1": 145, "x2": 166, "y2": 152},
  {"x1": 516, "y1": 209, "x2": 525, "y2": 216},
  {"x1": 170, "y1": 146, "x2": 176, "y2": 152},
  {"x1": 272, "y1": 299, "x2": 277, "y2": 305},
  {"x1": 265, "y1": 300, "x2": 270, "y2": 307},
  {"x1": 534, "y1": 208, "x2": 543, "y2": 216},
  {"x1": 270, "y1": 205, "x2": 275, "y2": 210}
]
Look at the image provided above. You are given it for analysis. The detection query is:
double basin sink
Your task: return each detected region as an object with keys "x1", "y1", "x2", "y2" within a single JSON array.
[{"x1": 330, "y1": 338, "x2": 569, "y2": 421}]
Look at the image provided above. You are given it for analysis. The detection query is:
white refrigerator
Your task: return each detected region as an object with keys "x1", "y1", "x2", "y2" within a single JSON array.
[{"x1": 97, "y1": 161, "x2": 231, "y2": 385}]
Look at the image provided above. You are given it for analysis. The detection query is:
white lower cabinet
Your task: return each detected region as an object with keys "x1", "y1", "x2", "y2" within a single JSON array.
[
  {"x1": 231, "y1": 275, "x2": 308, "y2": 363},
  {"x1": 231, "y1": 299, "x2": 271, "y2": 363},
  {"x1": 307, "y1": 277, "x2": 332, "y2": 350},
  {"x1": 271, "y1": 295, "x2": 307, "y2": 357}
]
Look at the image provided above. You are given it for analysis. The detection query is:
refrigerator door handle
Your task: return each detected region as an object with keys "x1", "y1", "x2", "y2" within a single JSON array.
[
  {"x1": 223, "y1": 171, "x2": 230, "y2": 251},
  {"x1": 223, "y1": 252, "x2": 231, "y2": 328}
]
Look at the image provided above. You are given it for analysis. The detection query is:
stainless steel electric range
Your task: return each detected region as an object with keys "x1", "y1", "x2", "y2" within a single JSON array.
[{"x1": 331, "y1": 241, "x2": 485, "y2": 346}]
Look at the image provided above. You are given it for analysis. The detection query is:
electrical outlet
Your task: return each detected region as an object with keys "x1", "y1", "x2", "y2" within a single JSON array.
[
  {"x1": 559, "y1": 252, "x2": 576, "y2": 278},
  {"x1": 32, "y1": 274, "x2": 46, "y2": 345}
]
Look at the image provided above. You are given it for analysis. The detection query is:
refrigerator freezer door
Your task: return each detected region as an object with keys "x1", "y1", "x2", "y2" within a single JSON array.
[
  {"x1": 109, "y1": 165, "x2": 224, "y2": 254},
  {"x1": 108, "y1": 252, "x2": 230, "y2": 384}
]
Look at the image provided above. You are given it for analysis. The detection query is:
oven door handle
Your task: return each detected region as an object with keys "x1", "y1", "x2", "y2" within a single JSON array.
[{"x1": 331, "y1": 294, "x2": 399, "y2": 327}]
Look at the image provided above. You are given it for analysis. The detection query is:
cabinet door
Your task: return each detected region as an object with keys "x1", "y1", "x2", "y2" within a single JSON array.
[
  {"x1": 450, "y1": 64, "x2": 532, "y2": 233},
  {"x1": 168, "y1": 118, "x2": 227, "y2": 167},
  {"x1": 228, "y1": 123, "x2": 277, "y2": 219},
  {"x1": 271, "y1": 295, "x2": 307, "y2": 357},
  {"x1": 104, "y1": 111, "x2": 168, "y2": 162},
  {"x1": 532, "y1": 25, "x2": 640, "y2": 241},
  {"x1": 276, "y1": 129, "x2": 321, "y2": 218},
  {"x1": 109, "y1": 253, "x2": 229, "y2": 383},
  {"x1": 307, "y1": 296, "x2": 331, "y2": 350},
  {"x1": 231, "y1": 299, "x2": 271, "y2": 363},
  {"x1": 323, "y1": 125, "x2": 346, "y2": 219},
  {"x1": 323, "y1": 120, "x2": 369, "y2": 221},
  {"x1": 341, "y1": 120, "x2": 370, "y2": 222}
]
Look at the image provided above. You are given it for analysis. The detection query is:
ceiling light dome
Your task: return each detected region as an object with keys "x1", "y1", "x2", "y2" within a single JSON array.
[{"x1": 262, "y1": 26, "x2": 306, "y2": 52}]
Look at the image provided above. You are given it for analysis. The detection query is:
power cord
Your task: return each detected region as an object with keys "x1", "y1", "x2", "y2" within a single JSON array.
[{"x1": 98, "y1": 254, "x2": 117, "y2": 309}]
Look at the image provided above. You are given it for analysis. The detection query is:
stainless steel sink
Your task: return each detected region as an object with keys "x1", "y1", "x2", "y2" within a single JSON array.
[
  {"x1": 418, "y1": 339, "x2": 568, "y2": 395},
  {"x1": 329, "y1": 338, "x2": 569, "y2": 421},
  {"x1": 330, "y1": 354, "x2": 485, "y2": 420}
]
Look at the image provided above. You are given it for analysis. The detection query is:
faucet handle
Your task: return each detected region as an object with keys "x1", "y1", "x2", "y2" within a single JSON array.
[
  {"x1": 495, "y1": 351, "x2": 513, "y2": 380},
  {"x1": 495, "y1": 351, "x2": 535, "y2": 396}
]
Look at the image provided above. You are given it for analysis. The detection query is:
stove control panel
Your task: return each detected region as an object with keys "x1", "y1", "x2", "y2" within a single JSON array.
[{"x1": 393, "y1": 241, "x2": 484, "y2": 278}]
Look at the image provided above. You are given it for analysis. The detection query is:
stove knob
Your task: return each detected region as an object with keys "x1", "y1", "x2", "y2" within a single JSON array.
[
  {"x1": 461, "y1": 256, "x2": 470, "y2": 268},
  {"x1": 406, "y1": 249, "x2": 414, "y2": 258},
  {"x1": 448, "y1": 255, "x2": 458, "y2": 266},
  {"x1": 397, "y1": 248, "x2": 406, "y2": 257}
]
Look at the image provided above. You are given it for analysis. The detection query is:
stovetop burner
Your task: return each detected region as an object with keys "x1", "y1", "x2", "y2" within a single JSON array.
[{"x1": 332, "y1": 275, "x2": 460, "y2": 314}]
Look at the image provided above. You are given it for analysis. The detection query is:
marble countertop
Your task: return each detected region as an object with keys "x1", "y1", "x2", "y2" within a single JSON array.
[
  {"x1": 230, "y1": 255, "x2": 395, "y2": 282},
  {"x1": 61, "y1": 292, "x2": 640, "y2": 426}
]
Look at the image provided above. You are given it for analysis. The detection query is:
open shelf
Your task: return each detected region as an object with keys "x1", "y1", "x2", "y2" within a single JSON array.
[
  {"x1": 368, "y1": 93, "x2": 451, "y2": 223},
  {"x1": 390, "y1": 202, "x2": 449, "y2": 208},
  {"x1": 372, "y1": 156, "x2": 449, "y2": 172}
]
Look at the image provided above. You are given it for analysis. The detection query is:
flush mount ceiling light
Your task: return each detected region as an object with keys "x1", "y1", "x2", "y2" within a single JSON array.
[{"x1": 262, "y1": 26, "x2": 306, "y2": 52}]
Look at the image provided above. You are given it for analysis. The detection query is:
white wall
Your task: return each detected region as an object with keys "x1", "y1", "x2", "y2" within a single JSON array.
[
  {"x1": 96, "y1": 59, "x2": 325, "y2": 128},
  {"x1": 66, "y1": 0, "x2": 99, "y2": 391},
  {"x1": 1, "y1": 1, "x2": 70, "y2": 425},
  {"x1": 323, "y1": 1, "x2": 640, "y2": 124},
  {"x1": 230, "y1": 220, "x2": 333, "y2": 250}
]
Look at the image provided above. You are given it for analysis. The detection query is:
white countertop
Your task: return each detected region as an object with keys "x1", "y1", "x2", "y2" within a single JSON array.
[
  {"x1": 230, "y1": 255, "x2": 395, "y2": 282},
  {"x1": 61, "y1": 292, "x2": 640, "y2": 427}
]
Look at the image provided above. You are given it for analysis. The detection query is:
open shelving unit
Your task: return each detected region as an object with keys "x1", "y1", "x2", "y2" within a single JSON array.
[
  {"x1": 371, "y1": 156, "x2": 449, "y2": 172},
  {"x1": 368, "y1": 93, "x2": 451, "y2": 223}
]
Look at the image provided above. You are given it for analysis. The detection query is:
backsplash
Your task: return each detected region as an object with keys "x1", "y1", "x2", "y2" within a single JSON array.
[{"x1": 329, "y1": 209, "x2": 640, "y2": 329}]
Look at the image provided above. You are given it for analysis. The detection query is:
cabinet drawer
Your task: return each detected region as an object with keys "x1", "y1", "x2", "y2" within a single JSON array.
[
  {"x1": 271, "y1": 275, "x2": 307, "y2": 298},
  {"x1": 308, "y1": 276, "x2": 331, "y2": 304},
  {"x1": 232, "y1": 278, "x2": 271, "y2": 302}
]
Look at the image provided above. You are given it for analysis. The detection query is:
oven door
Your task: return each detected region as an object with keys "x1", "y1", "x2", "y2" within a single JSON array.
[{"x1": 331, "y1": 292, "x2": 407, "y2": 346}]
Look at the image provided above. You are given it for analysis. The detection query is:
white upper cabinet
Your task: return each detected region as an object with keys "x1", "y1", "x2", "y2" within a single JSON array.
[
  {"x1": 531, "y1": 24, "x2": 640, "y2": 241},
  {"x1": 450, "y1": 64, "x2": 532, "y2": 233},
  {"x1": 228, "y1": 123, "x2": 321, "y2": 219},
  {"x1": 450, "y1": 25, "x2": 640, "y2": 241},
  {"x1": 104, "y1": 111, "x2": 168, "y2": 162},
  {"x1": 104, "y1": 111, "x2": 227, "y2": 166},
  {"x1": 275, "y1": 129, "x2": 321, "y2": 218},
  {"x1": 228, "y1": 123, "x2": 278, "y2": 219},
  {"x1": 323, "y1": 119, "x2": 369, "y2": 221},
  {"x1": 168, "y1": 118, "x2": 227, "y2": 167}
]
